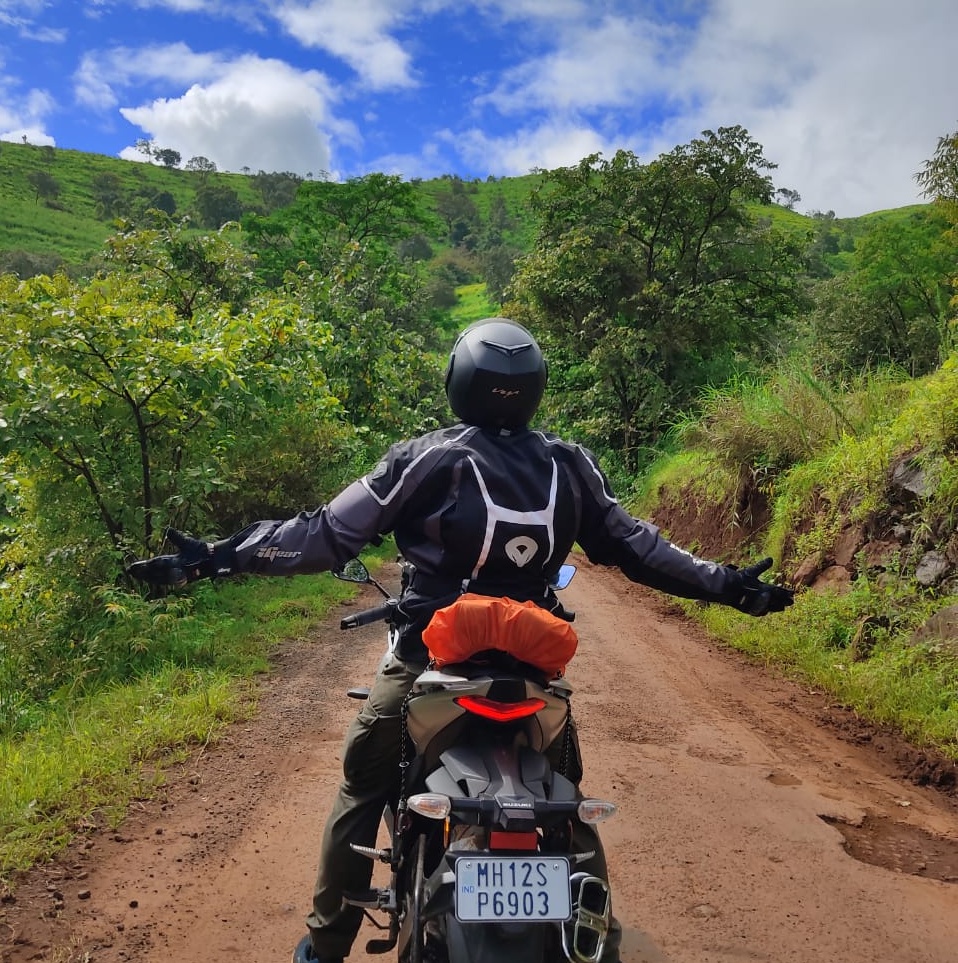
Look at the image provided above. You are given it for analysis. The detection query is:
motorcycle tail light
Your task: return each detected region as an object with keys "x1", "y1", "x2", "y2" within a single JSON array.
[
  {"x1": 454, "y1": 695, "x2": 547, "y2": 722},
  {"x1": 490, "y1": 830, "x2": 539, "y2": 851},
  {"x1": 577, "y1": 799, "x2": 617, "y2": 824},
  {"x1": 408, "y1": 793, "x2": 452, "y2": 819}
]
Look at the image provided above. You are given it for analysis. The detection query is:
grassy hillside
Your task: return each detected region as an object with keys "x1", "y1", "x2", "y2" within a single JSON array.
[
  {"x1": 0, "y1": 141, "x2": 832, "y2": 271},
  {"x1": 0, "y1": 141, "x2": 261, "y2": 265},
  {"x1": 3, "y1": 140, "x2": 932, "y2": 282}
]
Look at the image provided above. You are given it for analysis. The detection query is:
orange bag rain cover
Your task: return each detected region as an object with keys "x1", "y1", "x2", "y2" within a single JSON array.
[{"x1": 422, "y1": 593, "x2": 578, "y2": 677}]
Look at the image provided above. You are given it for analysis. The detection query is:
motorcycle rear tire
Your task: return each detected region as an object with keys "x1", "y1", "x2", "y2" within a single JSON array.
[{"x1": 401, "y1": 833, "x2": 427, "y2": 963}]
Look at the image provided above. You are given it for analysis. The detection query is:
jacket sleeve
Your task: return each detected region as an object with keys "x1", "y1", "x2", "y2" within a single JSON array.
[
  {"x1": 572, "y1": 445, "x2": 739, "y2": 602},
  {"x1": 226, "y1": 435, "x2": 450, "y2": 575},
  {"x1": 227, "y1": 479, "x2": 388, "y2": 575}
]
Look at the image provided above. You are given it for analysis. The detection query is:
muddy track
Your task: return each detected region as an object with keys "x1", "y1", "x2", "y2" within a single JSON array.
[{"x1": 3, "y1": 559, "x2": 958, "y2": 963}]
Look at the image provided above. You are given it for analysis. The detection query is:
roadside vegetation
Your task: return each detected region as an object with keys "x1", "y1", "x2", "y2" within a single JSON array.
[
  {"x1": 0, "y1": 569, "x2": 365, "y2": 875},
  {"x1": 2, "y1": 123, "x2": 958, "y2": 881},
  {"x1": 638, "y1": 360, "x2": 958, "y2": 757}
]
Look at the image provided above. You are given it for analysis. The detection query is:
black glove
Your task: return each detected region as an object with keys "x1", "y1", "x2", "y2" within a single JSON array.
[
  {"x1": 725, "y1": 557, "x2": 794, "y2": 616},
  {"x1": 127, "y1": 528, "x2": 237, "y2": 587}
]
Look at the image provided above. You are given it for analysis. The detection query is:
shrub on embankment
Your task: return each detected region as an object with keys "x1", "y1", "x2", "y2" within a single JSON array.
[{"x1": 634, "y1": 359, "x2": 958, "y2": 763}]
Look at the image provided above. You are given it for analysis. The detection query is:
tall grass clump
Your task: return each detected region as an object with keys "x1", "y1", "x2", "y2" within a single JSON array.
[
  {"x1": 649, "y1": 354, "x2": 958, "y2": 760},
  {"x1": 674, "y1": 364, "x2": 913, "y2": 474}
]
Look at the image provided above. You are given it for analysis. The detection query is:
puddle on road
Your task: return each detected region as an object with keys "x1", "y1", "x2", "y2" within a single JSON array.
[{"x1": 820, "y1": 812, "x2": 958, "y2": 882}]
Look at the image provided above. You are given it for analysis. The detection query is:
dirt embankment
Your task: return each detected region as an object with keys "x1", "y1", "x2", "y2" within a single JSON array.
[{"x1": 3, "y1": 561, "x2": 958, "y2": 963}]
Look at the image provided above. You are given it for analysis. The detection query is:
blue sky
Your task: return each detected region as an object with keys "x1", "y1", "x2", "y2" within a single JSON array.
[{"x1": 2, "y1": 0, "x2": 957, "y2": 216}]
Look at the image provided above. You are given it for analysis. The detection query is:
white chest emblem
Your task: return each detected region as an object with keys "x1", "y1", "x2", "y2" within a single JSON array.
[
  {"x1": 505, "y1": 536, "x2": 539, "y2": 567},
  {"x1": 467, "y1": 456, "x2": 558, "y2": 579}
]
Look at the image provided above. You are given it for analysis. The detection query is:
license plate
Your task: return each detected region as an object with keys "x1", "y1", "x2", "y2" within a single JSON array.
[{"x1": 455, "y1": 856, "x2": 571, "y2": 922}]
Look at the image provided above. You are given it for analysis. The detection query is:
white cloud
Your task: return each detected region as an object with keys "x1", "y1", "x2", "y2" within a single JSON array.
[
  {"x1": 478, "y1": 13, "x2": 681, "y2": 115},
  {"x1": 472, "y1": 0, "x2": 591, "y2": 23},
  {"x1": 86, "y1": 0, "x2": 266, "y2": 26},
  {"x1": 654, "y1": 0, "x2": 958, "y2": 214},
  {"x1": 0, "y1": 0, "x2": 48, "y2": 24},
  {"x1": 365, "y1": 140, "x2": 449, "y2": 181},
  {"x1": 0, "y1": 66, "x2": 56, "y2": 145},
  {"x1": 117, "y1": 54, "x2": 350, "y2": 176},
  {"x1": 0, "y1": 124, "x2": 54, "y2": 145},
  {"x1": 457, "y1": 0, "x2": 958, "y2": 215},
  {"x1": 447, "y1": 120, "x2": 615, "y2": 177},
  {"x1": 74, "y1": 43, "x2": 225, "y2": 109},
  {"x1": 273, "y1": 0, "x2": 415, "y2": 89}
]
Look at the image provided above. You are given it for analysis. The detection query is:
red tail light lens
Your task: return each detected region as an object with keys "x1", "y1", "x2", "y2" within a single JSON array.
[
  {"x1": 454, "y1": 695, "x2": 547, "y2": 722},
  {"x1": 490, "y1": 830, "x2": 539, "y2": 851}
]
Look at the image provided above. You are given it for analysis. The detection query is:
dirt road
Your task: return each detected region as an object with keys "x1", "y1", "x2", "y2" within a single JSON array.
[{"x1": 4, "y1": 560, "x2": 958, "y2": 963}]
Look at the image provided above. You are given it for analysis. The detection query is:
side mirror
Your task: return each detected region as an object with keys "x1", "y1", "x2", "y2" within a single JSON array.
[
  {"x1": 551, "y1": 564, "x2": 576, "y2": 590},
  {"x1": 333, "y1": 559, "x2": 370, "y2": 583}
]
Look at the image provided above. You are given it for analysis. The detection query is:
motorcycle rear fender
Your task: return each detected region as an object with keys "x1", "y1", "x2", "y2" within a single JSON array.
[
  {"x1": 415, "y1": 854, "x2": 552, "y2": 963},
  {"x1": 444, "y1": 916, "x2": 550, "y2": 963},
  {"x1": 407, "y1": 674, "x2": 570, "y2": 756}
]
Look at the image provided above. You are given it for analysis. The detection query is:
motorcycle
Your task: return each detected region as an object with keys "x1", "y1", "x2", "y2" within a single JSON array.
[{"x1": 295, "y1": 558, "x2": 616, "y2": 963}]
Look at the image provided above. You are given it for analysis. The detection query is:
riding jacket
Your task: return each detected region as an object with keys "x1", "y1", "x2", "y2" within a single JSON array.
[{"x1": 226, "y1": 423, "x2": 739, "y2": 662}]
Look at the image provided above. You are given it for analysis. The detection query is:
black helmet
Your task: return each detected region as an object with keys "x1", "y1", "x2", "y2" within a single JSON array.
[{"x1": 445, "y1": 318, "x2": 547, "y2": 429}]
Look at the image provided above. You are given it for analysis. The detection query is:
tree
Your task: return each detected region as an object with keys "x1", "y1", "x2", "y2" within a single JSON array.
[
  {"x1": 154, "y1": 147, "x2": 181, "y2": 169},
  {"x1": 252, "y1": 170, "x2": 302, "y2": 212},
  {"x1": 0, "y1": 249, "x2": 64, "y2": 279},
  {"x1": 434, "y1": 177, "x2": 480, "y2": 247},
  {"x1": 149, "y1": 190, "x2": 177, "y2": 216},
  {"x1": 92, "y1": 172, "x2": 128, "y2": 220},
  {"x1": 242, "y1": 172, "x2": 435, "y2": 286},
  {"x1": 26, "y1": 169, "x2": 61, "y2": 205},
  {"x1": 479, "y1": 243, "x2": 520, "y2": 303},
  {"x1": 296, "y1": 172, "x2": 432, "y2": 245},
  {"x1": 486, "y1": 192, "x2": 514, "y2": 236},
  {"x1": 397, "y1": 234, "x2": 433, "y2": 262},
  {"x1": 850, "y1": 210, "x2": 956, "y2": 373},
  {"x1": 916, "y1": 128, "x2": 958, "y2": 202},
  {"x1": 104, "y1": 214, "x2": 256, "y2": 320},
  {"x1": 194, "y1": 184, "x2": 245, "y2": 228},
  {"x1": 776, "y1": 187, "x2": 802, "y2": 210},
  {"x1": 0, "y1": 222, "x2": 343, "y2": 559},
  {"x1": 508, "y1": 127, "x2": 805, "y2": 464},
  {"x1": 185, "y1": 156, "x2": 217, "y2": 180},
  {"x1": 916, "y1": 126, "x2": 958, "y2": 325}
]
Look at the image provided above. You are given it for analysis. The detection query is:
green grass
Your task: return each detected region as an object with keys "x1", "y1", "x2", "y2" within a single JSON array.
[
  {"x1": 450, "y1": 282, "x2": 500, "y2": 327},
  {"x1": 0, "y1": 566, "x2": 367, "y2": 880},
  {"x1": 692, "y1": 580, "x2": 958, "y2": 757},
  {"x1": 643, "y1": 357, "x2": 958, "y2": 760}
]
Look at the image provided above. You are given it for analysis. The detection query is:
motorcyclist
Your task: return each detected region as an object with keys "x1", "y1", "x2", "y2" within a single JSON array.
[{"x1": 129, "y1": 317, "x2": 794, "y2": 963}]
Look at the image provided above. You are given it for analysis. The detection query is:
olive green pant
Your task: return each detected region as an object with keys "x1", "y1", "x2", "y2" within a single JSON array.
[{"x1": 306, "y1": 654, "x2": 621, "y2": 961}]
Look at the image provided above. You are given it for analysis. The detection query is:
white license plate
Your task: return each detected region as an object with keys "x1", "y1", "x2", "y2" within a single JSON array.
[{"x1": 455, "y1": 856, "x2": 571, "y2": 922}]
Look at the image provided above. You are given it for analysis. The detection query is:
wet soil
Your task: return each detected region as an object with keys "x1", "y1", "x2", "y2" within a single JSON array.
[{"x1": 3, "y1": 559, "x2": 958, "y2": 963}]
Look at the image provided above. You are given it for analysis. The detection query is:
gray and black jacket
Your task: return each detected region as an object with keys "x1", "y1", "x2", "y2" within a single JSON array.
[{"x1": 226, "y1": 423, "x2": 739, "y2": 662}]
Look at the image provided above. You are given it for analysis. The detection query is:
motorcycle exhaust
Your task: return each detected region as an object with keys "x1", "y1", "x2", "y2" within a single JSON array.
[{"x1": 562, "y1": 873, "x2": 612, "y2": 963}]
